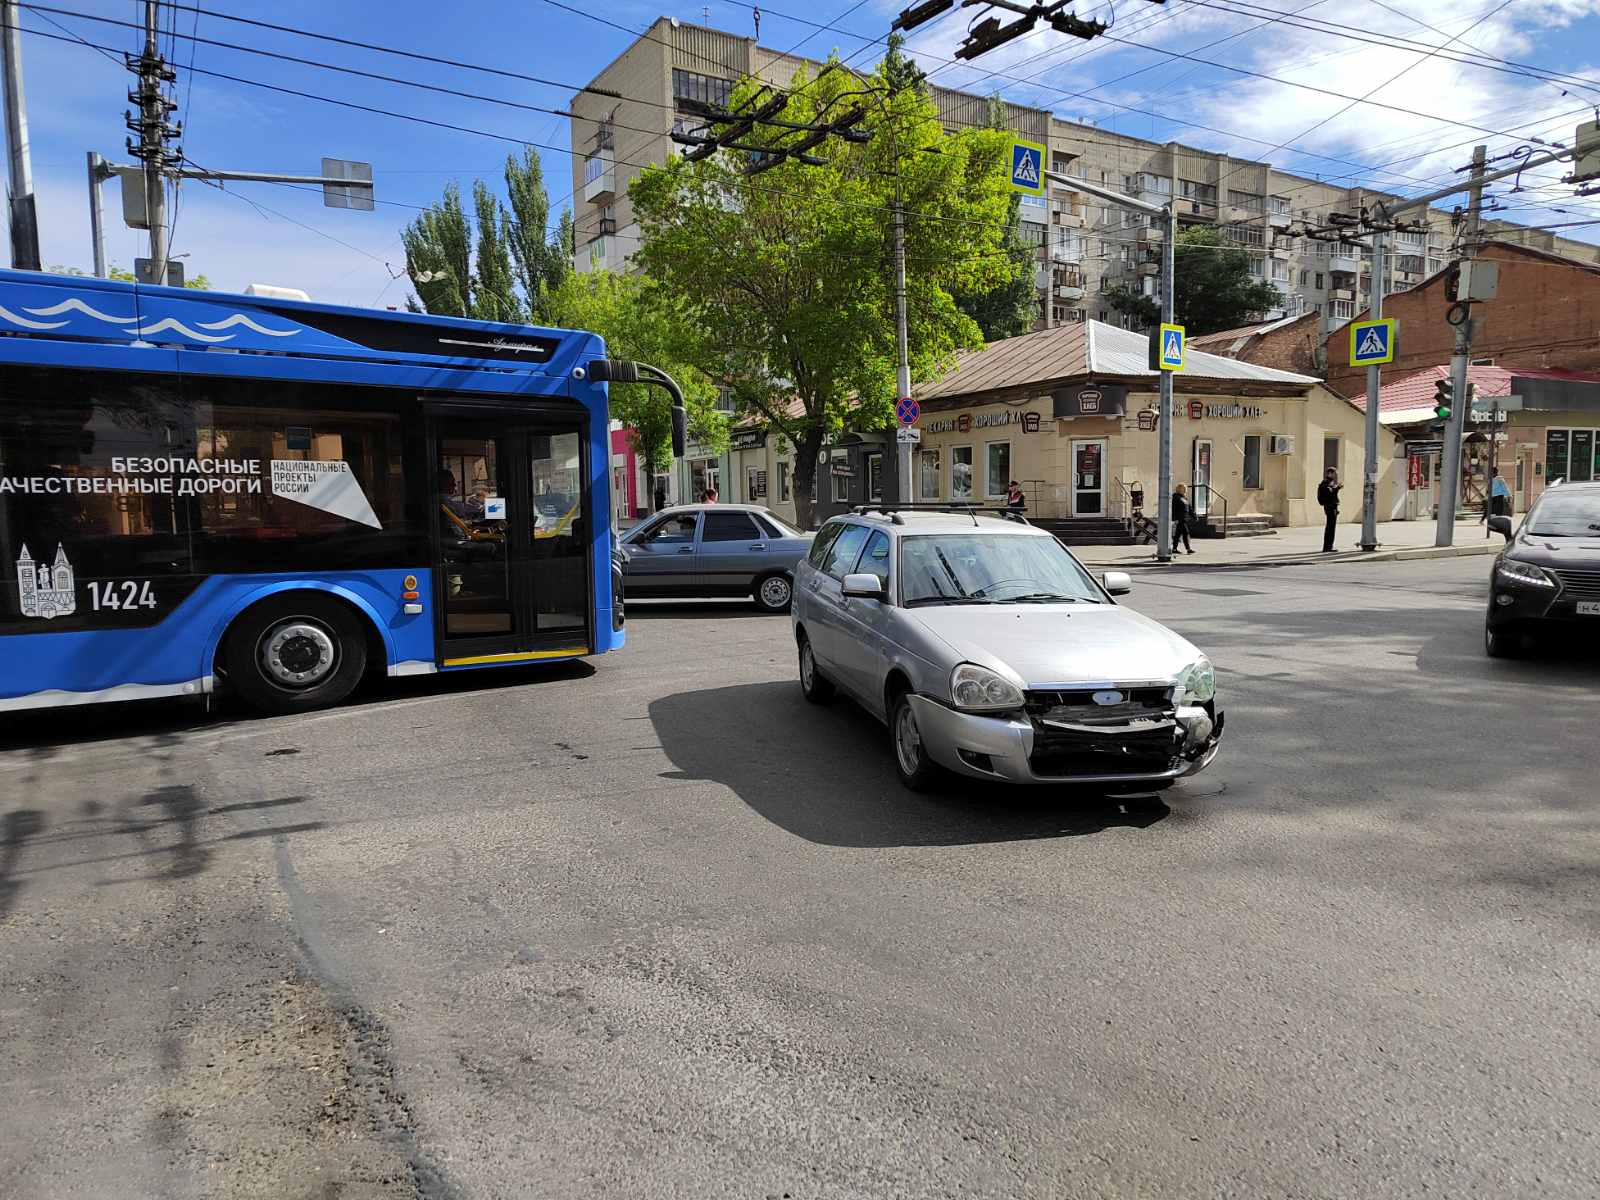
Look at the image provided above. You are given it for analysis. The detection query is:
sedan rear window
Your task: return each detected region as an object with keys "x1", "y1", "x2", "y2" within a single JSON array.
[{"x1": 900, "y1": 534, "x2": 1103, "y2": 605}]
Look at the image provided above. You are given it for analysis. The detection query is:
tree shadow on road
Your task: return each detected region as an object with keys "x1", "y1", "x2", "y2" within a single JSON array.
[{"x1": 649, "y1": 680, "x2": 1174, "y2": 848}]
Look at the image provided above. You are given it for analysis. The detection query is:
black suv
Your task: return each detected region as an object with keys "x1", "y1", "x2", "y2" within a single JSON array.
[{"x1": 1486, "y1": 481, "x2": 1600, "y2": 657}]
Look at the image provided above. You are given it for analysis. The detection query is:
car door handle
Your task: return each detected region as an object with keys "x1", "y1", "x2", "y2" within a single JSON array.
[
  {"x1": 749, "y1": 543, "x2": 767, "y2": 551},
  {"x1": 677, "y1": 546, "x2": 695, "y2": 554}
]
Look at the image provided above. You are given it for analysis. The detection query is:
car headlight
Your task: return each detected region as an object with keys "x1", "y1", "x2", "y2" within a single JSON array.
[
  {"x1": 1496, "y1": 559, "x2": 1555, "y2": 588},
  {"x1": 950, "y1": 663, "x2": 1025, "y2": 712},
  {"x1": 1177, "y1": 656, "x2": 1216, "y2": 704}
]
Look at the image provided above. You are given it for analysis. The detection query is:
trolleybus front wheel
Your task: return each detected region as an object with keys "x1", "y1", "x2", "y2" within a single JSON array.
[{"x1": 224, "y1": 593, "x2": 370, "y2": 714}]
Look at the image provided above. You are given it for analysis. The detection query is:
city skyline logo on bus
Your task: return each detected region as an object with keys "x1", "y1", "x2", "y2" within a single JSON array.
[{"x1": 16, "y1": 543, "x2": 76, "y2": 620}]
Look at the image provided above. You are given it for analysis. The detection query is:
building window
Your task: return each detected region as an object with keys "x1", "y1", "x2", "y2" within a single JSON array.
[
  {"x1": 1314, "y1": 271, "x2": 1324, "y2": 290},
  {"x1": 1299, "y1": 269, "x2": 1309, "y2": 285},
  {"x1": 1396, "y1": 254, "x2": 1426, "y2": 274},
  {"x1": 1227, "y1": 190, "x2": 1264, "y2": 213},
  {"x1": 1268, "y1": 195, "x2": 1292, "y2": 216},
  {"x1": 1269, "y1": 259, "x2": 1290, "y2": 282},
  {"x1": 1179, "y1": 179, "x2": 1216, "y2": 204},
  {"x1": 1330, "y1": 299, "x2": 1354, "y2": 320},
  {"x1": 950, "y1": 446, "x2": 973, "y2": 500},
  {"x1": 672, "y1": 69, "x2": 733, "y2": 114},
  {"x1": 583, "y1": 154, "x2": 607, "y2": 185},
  {"x1": 985, "y1": 441, "x2": 1011, "y2": 499},
  {"x1": 1243, "y1": 434, "x2": 1262, "y2": 490},
  {"x1": 1224, "y1": 223, "x2": 1264, "y2": 248},
  {"x1": 746, "y1": 465, "x2": 764, "y2": 500},
  {"x1": 866, "y1": 452, "x2": 885, "y2": 501},
  {"x1": 778, "y1": 460, "x2": 791, "y2": 502},
  {"x1": 831, "y1": 461, "x2": 849, "y2": 503},
  {"x1": 1546, "y1": 429, "x2": 1600, "y2": 482}
]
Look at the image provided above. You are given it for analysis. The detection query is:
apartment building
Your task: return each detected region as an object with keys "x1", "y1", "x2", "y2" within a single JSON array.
[{"x1": 570, "y1": 18, "x2": 1600, "y2": 335}]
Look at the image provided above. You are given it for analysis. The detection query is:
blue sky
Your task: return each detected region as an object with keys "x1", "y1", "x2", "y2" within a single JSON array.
[{"x1": 15, "y1": 0, "x2": 1600, "y2": 306}]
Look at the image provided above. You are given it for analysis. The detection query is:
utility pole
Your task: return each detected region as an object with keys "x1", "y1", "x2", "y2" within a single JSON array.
[
  {"x1": 1156, "y1": 162, "x2": 1177, "y2": 564},
  {"x1": 894, "y1": 195, "x2": 913, "y2": 506},
  {"x1": 1435, "y1": 144, "x2": 1487, "y2": 547},
  {"x1": 1359, "y1": 228, "x2": 1386, "y2": 551},
  {"x1": 1, "y1": 0, "x2": 40, "y2": 269},
  {"x1": 128, "y1": 0, "x2": 178, "y2": 285},
  {"x1": 86, "y1": 151, "x2": 110, "y2": 277}
]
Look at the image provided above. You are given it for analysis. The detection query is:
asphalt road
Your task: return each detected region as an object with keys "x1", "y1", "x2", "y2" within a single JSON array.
[{"x1": 3, "y1": 557, "x2": 1598, "y2": 1200}]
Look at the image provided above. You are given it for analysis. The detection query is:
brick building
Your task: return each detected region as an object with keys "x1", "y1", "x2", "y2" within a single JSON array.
[
  {"x1": 1324, "y1": 241, "x2": 1600, "y2": 395},
  {"x1": 1189, "y1": 311, "x2": 1325, "y2": 377}
]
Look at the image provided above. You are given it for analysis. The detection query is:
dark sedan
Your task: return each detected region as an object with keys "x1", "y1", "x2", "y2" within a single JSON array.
[
  {"x1": 1486, "y1": 481, "x2": 1600, "y2": 657},
  {"x1": 619, "y1": 504, "x2": 813, "y2": 612}
]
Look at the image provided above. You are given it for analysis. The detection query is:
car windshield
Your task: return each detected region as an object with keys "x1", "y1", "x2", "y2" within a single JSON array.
[
  {"x1": 1526, "y1": 490, "x2": 1600, "y2": 537},
  {"x1": 760, "y1": 510, "x2": 805, "y2": 537},
  {"x1": 900, "y1": 533, "x2": 1105, "y2": 605}
]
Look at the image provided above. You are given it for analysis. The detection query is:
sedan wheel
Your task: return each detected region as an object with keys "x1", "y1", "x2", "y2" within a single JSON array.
[
  {"x1": 755, "y1": 573, "x2": 793, "y2": 613},
  {"x1": 1485, "y1": 624, "x2": 1518, "y2": 659}
]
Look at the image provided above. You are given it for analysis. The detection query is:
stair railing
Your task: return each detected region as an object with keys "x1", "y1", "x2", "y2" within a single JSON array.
[{"x1": 1190, "y1": 483, "x2": 1230, "y2": 538}]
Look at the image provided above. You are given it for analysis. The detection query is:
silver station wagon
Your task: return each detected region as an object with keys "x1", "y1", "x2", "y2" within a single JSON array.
[{"x1": 791, "y1": 508, "x2": 1224, "y2": 790}]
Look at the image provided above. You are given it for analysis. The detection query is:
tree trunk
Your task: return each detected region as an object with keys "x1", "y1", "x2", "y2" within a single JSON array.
[{"x1": 792, "y1": 429, "x2": 825, "y2": 530}]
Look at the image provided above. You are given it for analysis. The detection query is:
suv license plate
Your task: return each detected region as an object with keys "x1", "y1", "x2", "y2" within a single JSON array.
[{"x1": 1578, "y1": 601, "x2": 1600, "y2": 616}]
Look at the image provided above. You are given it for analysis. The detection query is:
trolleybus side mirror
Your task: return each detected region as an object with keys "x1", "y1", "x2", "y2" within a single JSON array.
[
  {"x1": 671, "y1": 404, "x2": 687, "y2": 459},
  {"x1": 586, "y1": 357, "x2": 687, "y2": 457}
]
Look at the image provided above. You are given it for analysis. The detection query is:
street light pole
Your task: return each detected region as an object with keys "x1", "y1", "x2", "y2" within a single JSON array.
[
  {"x1": 1, "y1": 0, "x2": 40, "y2": 269},
  {"x1": 894, "y1": 193, "x2": 912, "y2": 507}
]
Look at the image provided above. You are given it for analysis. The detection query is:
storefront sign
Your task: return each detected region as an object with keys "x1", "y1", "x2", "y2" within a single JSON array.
[
  {"x1": 1137, "y1": 409, "x2": 1158, "y2": 432},
  {"x1": 925, "y1": 409, "x2": 1044, "y2": 434},
  {"x1": 729, "y1": 428, "x2": 766, "y2": 451},
  {"x1": 1191, "y1": 402, "x2": 1266, "y2": 419},
  {"x1": 830, "y1": 463, "x2": 855, "y2": 477},
  {"x1": 1408, "y1": 455, "x2": 1424, "y2": 489},
  {"x1": 1053, "y1": 384, "x2": 1127, "y2": 419}
]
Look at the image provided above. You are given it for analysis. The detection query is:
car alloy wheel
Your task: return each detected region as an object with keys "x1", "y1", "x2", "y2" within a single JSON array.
[
  {"x1": 894, "y1": 700, "x2": 924, "y2": 777},
  {"x1": 799, "y1": 637, "x2": 834, "y2": 703}
]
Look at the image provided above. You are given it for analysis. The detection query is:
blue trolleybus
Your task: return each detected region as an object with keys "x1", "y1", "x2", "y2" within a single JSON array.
[{"x1": 0, "y1": 269, "x2": 632, "y2": 715}]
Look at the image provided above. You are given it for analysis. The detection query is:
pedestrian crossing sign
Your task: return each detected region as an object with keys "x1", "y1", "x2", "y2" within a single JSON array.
[
  {"x1": 1349, "y1": 317, "x2": 1396, "y2": 366},
  {"x1": 1009, "y1": 139, "x2": 1045, "y2": 196},
  {"x1": 1158, "y1": 322, "x2": 1185, "y2": 371}
]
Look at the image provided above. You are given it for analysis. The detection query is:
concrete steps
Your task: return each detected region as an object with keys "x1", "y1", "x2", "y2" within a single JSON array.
[
  {"x1": 1034, "y1": 517, "x2": 1136, "y2": 547},
  {"x1": 1195, "y1": 513, "x2": 1278, "y2": 539}
]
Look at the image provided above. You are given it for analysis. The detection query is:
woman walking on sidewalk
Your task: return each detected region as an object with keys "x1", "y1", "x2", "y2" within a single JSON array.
[{"x1": 1172, "y1": 484, "x2": 1196, "y2": 554}]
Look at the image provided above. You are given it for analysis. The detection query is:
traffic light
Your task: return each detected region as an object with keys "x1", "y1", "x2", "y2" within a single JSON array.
[{"x1": 1431, "y1": 378, "x2": 1453, "y2": 431}]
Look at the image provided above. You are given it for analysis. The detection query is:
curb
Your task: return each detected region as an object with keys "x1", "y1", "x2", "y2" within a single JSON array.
[{"x1": 1079, "y1": 541, "x2": 1502, "y2": 571}]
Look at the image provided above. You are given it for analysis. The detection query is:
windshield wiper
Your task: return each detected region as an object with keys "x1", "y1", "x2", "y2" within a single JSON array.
[
  {"x1": 906, "y1": 596, "x2": 998, "y2": 607},
  {"x1": 1002, "y1": 592, "x2": 1092, "y2": 604}
]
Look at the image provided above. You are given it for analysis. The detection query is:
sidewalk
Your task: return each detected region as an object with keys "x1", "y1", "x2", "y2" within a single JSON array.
[{"x1": 1069, "y1": 518, "x2": 1504, "y2": 569}]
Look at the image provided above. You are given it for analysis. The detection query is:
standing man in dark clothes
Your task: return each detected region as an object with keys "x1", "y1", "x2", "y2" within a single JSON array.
[
  {"x1": 1318, "y1": 468, "x2": 1342, "y2": 552},
  {"x1": 1171, "y1": 483, "x2": 1195, "y2": 554}
]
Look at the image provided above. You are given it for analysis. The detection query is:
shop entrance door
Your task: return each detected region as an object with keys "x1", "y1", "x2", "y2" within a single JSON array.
[
  {"x1": 1071, "y1": 439, "x2": 1106, "y2": 516},
  {"x1": 1192, "y1": 438, "x2": 1213, "y2": 516}
]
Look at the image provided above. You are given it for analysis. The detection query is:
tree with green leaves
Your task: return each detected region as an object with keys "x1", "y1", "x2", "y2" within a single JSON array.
[
  {"x1": 52, "y1": 264, "x2": 213, "y2": 290},
  {"x1": 955, "y1": 96, "x2": 1038, "y2": 342},
  {"x1": 545, "y1": 270, "x2": 725, "y2": 502},
  {"x1": 630, "y1": 52, "x2": 1024, "y2": 527},
  {"x1": 403, "y1": 156, "x2": 573, "y2": 323},
  {"x1": 1104, "y1": 224, "x2": 1283, "y2": 335}
]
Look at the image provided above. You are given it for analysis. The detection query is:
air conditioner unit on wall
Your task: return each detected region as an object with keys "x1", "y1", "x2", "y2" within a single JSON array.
[{"x1": 1268, "y1": 434, "x2": 1295, "y2": 455}]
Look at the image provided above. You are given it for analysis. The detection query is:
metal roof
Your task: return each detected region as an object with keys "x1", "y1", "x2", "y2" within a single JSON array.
[{"x1": 918, "y1": 319, "x2": 1320, "y2": 403}]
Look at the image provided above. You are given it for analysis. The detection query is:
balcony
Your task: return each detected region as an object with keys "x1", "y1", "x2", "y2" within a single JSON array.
[
  {"x1": 596, "y1": 216, "x2": 617, "y2": 236},
  {"x1": 582, "y1": 151, "x2": 615, "y2": 202},
  {"x1": 1049, "y1": 240, "x2": 1083, "y2": 264},
  {"x1": 1179, "y1": 200, "x2": 1217, "y2": 220},
  {"x1": 1268, "y1": 208, "x2": 1293, "y2": 229},
  {"x1": 1137, "y1": 225, "x2": 1164, "y2": 245},
  {"x1": 1136, "y1": 260, "x2": 1160, "y2": 277},
  {"x1": 1330, "y1": 286, "x2": 1355, "y2": 302},
  {"x1": 1329, "y1": 253, "x2": 1360, "y2": 274},
  {"x1": 1051, "y1": 208, "x2": 1085, "y2": 229},
  {"x1": 1055, "y1": 283, "x2": 1085, "y2": 302}
]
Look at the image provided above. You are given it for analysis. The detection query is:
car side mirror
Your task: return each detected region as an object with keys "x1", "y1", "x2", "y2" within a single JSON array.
[
  {"x1": 1488, "y1": 515, "x2": 1513, "y2": 541},
  {"x1": 841, "y1": 572, "x2": 886, "y2": 601},
  {"x1": 1103, "y1": 571, "x2": 1133, "y2": 596}
]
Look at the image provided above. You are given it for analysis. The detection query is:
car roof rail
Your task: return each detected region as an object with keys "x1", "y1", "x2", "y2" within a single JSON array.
[{"x1": 849, "y1": 502, "x2": 1031, "y2": 528}]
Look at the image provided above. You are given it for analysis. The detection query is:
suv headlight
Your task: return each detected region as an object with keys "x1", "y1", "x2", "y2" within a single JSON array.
[
  {"x1": 950, "y1": 663, "x2": 1025, "y2": 712},
  {"x1": 1496, "y1": 559, "x2": 1555, "y2": 588},
  {"x1": 1177, "y1": 656, "x2": 1216, "y2": 704}
]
